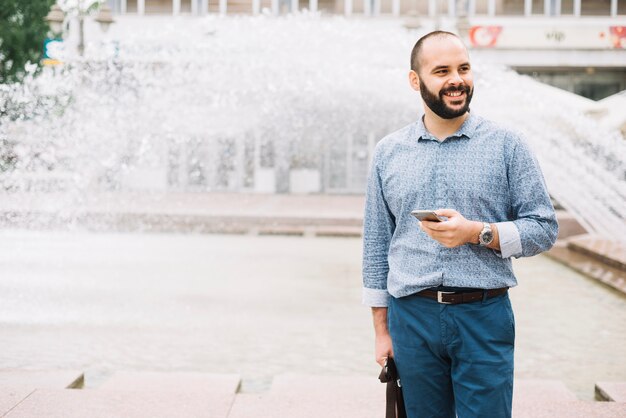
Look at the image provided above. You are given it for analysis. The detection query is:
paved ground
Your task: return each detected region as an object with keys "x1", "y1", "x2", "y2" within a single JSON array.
[
  {"x1": 1, "y1": 191, "x2": 624, "y2": 416},
  {"x1": 1, "y1": 229, "x2": 625, "y2": 401},
  {"x1": 1, "y1": 371, "x2": 624, "y2": 417}
]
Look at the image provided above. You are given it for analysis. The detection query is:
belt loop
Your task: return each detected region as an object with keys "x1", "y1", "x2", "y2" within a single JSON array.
[{"x1": 481, "y1": 290, "x2": 488, "y2": 304}]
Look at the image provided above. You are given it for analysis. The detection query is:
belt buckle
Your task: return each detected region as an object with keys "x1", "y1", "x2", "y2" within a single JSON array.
[{"x1": 437, "y1": 291, "x2": 454, "y2": 304}]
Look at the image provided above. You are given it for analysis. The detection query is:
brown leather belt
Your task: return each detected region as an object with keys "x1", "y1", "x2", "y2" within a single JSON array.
[{"x1": 417, "y1": 287, "x2": 508, "y2": 305}]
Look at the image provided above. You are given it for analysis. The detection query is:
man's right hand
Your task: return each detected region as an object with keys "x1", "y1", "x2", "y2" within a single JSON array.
[{"x1": 375, "y1": 332, "x2": 394, "y2": 367}]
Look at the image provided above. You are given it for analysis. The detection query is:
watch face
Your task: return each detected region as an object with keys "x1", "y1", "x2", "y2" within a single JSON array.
[{"x1": 481, "y1": 231, "x2": 493, "y2": 244}]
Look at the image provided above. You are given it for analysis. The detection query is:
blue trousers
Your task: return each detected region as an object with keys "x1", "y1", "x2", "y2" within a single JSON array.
[{"x1": 388, "y1": 290, "x2": 515, "y2": 418}]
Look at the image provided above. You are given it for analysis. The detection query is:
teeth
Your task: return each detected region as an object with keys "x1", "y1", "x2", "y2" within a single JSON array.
[{"x1": 446, "y1": 91, "x2": 462, "y2": 97}]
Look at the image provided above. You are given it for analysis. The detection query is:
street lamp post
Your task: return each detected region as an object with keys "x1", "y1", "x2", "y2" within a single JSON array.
[
  {"x1": 95, "y1": 5, "x2": 115, "y2": 34},
  {"x1": 44, "y1": 4, "x2": 65, "y2": 37}
]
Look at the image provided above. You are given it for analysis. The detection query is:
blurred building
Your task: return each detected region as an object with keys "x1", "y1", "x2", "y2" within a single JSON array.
[
  {"x1": 106, "y1": 0, "x2": 625, "y2": 18},
  {"x1": 27, "y1": 0, "x2": 622, "y2": 195},
  {"x1": 103, "y1": 0, "x2": 626, "y2": 101}
]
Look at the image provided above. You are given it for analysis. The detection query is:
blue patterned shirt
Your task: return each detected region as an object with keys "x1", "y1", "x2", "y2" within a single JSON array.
[{"x1": 362, "y1": 113, "x2": 558, "y2": 307}]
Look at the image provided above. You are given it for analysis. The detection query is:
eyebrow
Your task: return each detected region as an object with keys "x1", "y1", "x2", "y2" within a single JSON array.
[{"x1": 431, "y1": 62, "x2": 471, "y2": 72}]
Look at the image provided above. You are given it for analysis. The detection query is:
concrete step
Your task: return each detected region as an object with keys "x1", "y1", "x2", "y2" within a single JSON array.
[
  {"x1": 514, "y1": 379, "x2": 577, "y2": 402},
  {"x1": 229, "y1": 388, "x2": 623, "y2": 418},
  {"x1": 228, "y1": 392, "x2": 383, "y2": 418},
  {"x1": 3, "y1": 389, "x2": 235, "y2": 418},
  {"x1": 268, "y1": 375, "x2": 578, "y2": 402},
  {"x1": 596, "y1": 381, "x2": 626, "y2": 402},
  {"x1": 228, "y1": 374, "x2": 384, "y2": 418},
  {"x1": 547, "y1": 241, "x2": 626, "y2": 294},
  {"x1": 567, "y1": 235, "x2": 626, "y2": 271},
  {"x1": 269, "y1": 374, "x2": 381, "y2": 396},
  {"x1": 554, "y1": 210, "x2": 588, "y2": 239},
  {"x1": 229, "y1": 375, "x2": 589, "y2": 417},
  {"x1": 2, "y1": 373, "x2": 624, "y2": 418},
  {"x1": 98, "y1": 371, "x2": 241, "y2": 394},
  {"x1": 0, "y1": 370, "x2": 85, "y2": 416},
  {"x1": 0, "y1": 370, "x2": 84, "y2": 389},
  {"x1": 0, "y1": 388, "x2": 35, "y2": 417},
  {"x1": 0, "y1": 193, "x2": 584, "y2": 242},
  {"x1": 513, "y1": 400, "x2": 626, "y2": 417}
]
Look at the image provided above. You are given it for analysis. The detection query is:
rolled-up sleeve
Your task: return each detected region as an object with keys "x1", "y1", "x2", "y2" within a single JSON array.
[
  {"x1": 506, "y1": 137, "x2": 559, "y2": 257},
  {"x1": 362, "y1": 147, "x2": 395, "y2": 307},
  {"x1": 494, "y1": 221, "x2": 522, "y2": 259}
]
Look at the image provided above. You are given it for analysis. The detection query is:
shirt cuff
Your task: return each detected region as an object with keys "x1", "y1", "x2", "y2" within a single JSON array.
[
  {"x1": 362, "y1": 287, "x2": 390, "y2": 307},
  {"x1": 495, "y1": 221, "x2": 522, "y2": 259}
]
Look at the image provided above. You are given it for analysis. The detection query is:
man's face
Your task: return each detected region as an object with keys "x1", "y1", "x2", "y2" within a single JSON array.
[{"x1": 413, "y1": 37, "x2": 474, "y2": 119}]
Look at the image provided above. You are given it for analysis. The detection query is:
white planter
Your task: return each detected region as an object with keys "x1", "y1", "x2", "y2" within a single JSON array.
[
  {"x1": 289, "y1": 169, "x2": 321, "y2": 194},
  {"x1": 255, "y1": 168, "x2": 276, "y2": 193},
  {"x1": 121, "y1": 167, "x2": 168, "y2": 191}
]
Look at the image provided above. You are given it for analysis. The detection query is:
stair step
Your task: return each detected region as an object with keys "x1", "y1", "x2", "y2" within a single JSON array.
[
  {"x1": 554, "y1": 210, "x2": 588, "y2": 239},
  {"x1": 98, "y1": 371, "x2": 241, "y2": 394},
  {"x1": 228, "y1": 392, "x2": 383, "y2": 418},
  {"x1": 0, "y1": 388, "x2": 35, "y2": 417},
  {"x1": 270, "y1": 374, "x2": 382, "y2": 396},
  {"x1": 514, "y1": 379, "x2": 577, "y2": 402},
  {"x1": 0, "y1": 370, "x2": 84, "y2": 389},
  {"x1": 314, "y1": 226, "x2": 362, "y2": 237},
  {"x1": 3, "y1": 389, "x2": 234, "y2": 418},
  {"x1": 513, "y1": 400, "x2": 626, "y2": 417},
  {"x1": 546, "y1": 243, "x2": 626, "y2": 294},
  {"x1": 229, "y1": 394, "x2": 625, "y2": 418},
  {"x1": 228, "y1": 374, "x2": 385, "y2": 417},
  {"x1": 267, "y1": 375, "x2": 577, "y2": 402},
  {"x1": 567, "y1": 235, "x2": 626, "y2": 271},
  {"x1": 596, "y1": 381, "x2": 626, "y2": 402}
]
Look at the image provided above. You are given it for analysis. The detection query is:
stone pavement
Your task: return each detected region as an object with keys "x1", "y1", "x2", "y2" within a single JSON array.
[
  {"x1": 1, "y1": 370, "x2": 625, "y2": 417},
  {"x1": 2, "y1": 191, "x2": 623, "y2": 295}
]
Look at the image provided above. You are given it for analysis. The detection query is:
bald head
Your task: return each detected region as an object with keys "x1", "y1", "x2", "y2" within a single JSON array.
[{"x1": 410, "y1": 31, "x2": 467, "y2": 74}]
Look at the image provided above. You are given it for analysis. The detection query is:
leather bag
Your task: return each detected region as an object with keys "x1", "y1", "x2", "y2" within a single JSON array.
[{"x1": 378, "y1": 357, "x2": 407, "y2": 418}]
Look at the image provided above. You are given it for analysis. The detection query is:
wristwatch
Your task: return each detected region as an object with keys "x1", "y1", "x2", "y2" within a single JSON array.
[{"x1": 478, "y1": 222, "x2": 494, "y2": 246}]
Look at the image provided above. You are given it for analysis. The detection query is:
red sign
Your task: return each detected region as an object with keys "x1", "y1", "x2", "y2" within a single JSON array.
[
  {"x1": 468, "y1": 26, "x2": 503, "y2": 48},
  {"x1": 610, "y1": 26, "x2": 626, "y2": 48}
]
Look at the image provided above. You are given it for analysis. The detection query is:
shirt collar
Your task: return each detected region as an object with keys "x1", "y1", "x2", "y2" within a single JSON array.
[{"x1": 415, "y1": 112, "x2": 478, "y2": 142}]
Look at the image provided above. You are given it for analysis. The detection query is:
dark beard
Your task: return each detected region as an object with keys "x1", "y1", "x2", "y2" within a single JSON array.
[{"x1": 419, "y1": 79, "x2": 473, "y2": 119}]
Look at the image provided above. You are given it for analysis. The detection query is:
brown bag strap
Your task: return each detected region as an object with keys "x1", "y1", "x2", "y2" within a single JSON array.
[
  {"x1": 386, "y1": 379, "x2": 406, "y2": 418},
  {"x1": 379, "y1": 358, "x2": 407, "y2": 418}
]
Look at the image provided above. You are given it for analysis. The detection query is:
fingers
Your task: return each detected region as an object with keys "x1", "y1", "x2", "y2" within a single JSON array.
[
  {"x1": 421, "y1": 220, "x2": 446, "y2": 231},
  {"x1": 376, "y1": 354, "x2": 395, "y2": 367},
  {"x1": 435, "y1": 208, "x2": 459, "y2": 217}
]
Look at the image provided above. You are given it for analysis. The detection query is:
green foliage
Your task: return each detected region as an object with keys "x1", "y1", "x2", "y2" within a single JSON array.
[{"x1": 0, "y1": 0, "x2": 56, "y2": 83}]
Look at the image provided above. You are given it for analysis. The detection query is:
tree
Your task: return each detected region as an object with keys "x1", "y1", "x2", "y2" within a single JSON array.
[{"x1": 0, "y1": 0, "x2": 55, "y2": 84}]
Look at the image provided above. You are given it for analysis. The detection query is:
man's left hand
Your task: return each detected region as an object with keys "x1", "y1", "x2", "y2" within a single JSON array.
[{"x1": 419, "y1": 209, "x2": 480, "y2": 248}]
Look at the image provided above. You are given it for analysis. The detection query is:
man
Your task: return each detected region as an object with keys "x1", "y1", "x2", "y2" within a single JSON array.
[{"x1": 362, "y1": 31, "x2": 558, "y2": 418}]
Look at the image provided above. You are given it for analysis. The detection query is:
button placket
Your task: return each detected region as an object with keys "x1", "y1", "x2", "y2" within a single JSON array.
[{"x1": 434, "y1": 140, "x2": 445, "y2": 280}]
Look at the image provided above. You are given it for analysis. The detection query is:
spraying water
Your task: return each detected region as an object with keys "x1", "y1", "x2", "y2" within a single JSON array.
[{"x1": 1, "y1": 15, "x2": 624, "y2": 238}]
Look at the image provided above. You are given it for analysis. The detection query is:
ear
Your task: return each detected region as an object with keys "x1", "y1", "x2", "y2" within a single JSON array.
[{"x1": 408, "y1": 70, "x2": 420, "y2": 92}]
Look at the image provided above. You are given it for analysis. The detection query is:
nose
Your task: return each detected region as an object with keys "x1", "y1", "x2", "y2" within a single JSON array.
[{"x1": 448, "y1": 71, "x2": 463, "y2": 84}]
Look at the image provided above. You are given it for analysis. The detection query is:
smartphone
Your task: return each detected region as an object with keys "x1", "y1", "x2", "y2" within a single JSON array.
[{"x1": 410, "y1": 210, "x2": 447, "y2": 222}]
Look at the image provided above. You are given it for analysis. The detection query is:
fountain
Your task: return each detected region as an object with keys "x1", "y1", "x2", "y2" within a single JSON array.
[
  {"x1": 1, "y1": 16, "x2": 625, "y2": 407},
  {"x1": 0, "y1": 15, "x2": 624, "y2": 238}
]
